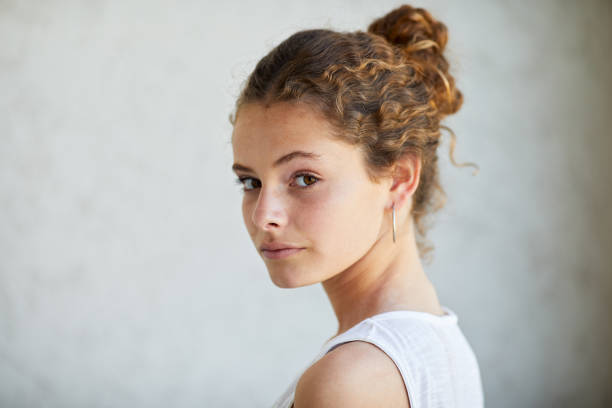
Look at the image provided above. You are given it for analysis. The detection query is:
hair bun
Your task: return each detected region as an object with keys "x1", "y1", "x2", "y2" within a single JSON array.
[
  {"x1": 368, "y1": 4, "x2": 461, "y2": 116},
  {"x1": 367, "y1": 5, "x2": 447, "y2": 57}
]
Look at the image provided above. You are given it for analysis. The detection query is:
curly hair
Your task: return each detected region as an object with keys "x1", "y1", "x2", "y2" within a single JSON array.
[{"x1": 230, "y1": 4, "x2": 479, "y2": 262}]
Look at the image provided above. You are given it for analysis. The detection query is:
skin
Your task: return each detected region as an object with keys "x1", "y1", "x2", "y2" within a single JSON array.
[{"x1": 231, "y1": 100, "x2": 445, "y2": 406}]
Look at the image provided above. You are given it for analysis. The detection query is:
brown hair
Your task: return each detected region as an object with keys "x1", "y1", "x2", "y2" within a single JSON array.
[{"x1": 230, "y1": 4, "x2": 479, "y2": 262}]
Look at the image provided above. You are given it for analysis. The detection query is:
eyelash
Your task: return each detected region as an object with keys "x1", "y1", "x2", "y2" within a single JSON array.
[{"x1": 234, "y1": 173, "x2": 320, "y2": 192}]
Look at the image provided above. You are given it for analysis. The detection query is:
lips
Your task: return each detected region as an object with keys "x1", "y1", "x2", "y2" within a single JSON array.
[
  {"x1": 260, "y1": 242, "x2": 301, "y2": 251},
  {"x1": 261, "y1": 247, "x2": 305, "y2": 259}
]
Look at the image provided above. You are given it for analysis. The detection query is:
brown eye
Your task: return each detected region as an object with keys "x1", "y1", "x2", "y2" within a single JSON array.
[
  {"x1": 237, "y1": 177, "x2": 261, "y2": 191},
  {"x1": 295, "y1": 174, "x2": 319, "y2": 187}
]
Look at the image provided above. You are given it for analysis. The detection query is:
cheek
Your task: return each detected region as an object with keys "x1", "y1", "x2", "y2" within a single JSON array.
[
  {"x1": 291, "y1": 182, "x2": 350, "y2": 236},
  {"x1": 295, "y1": 182, "x2": 382, "y2": 255},
  {"x1": 241, "y1": 197, "x2": 256, "y2": 236}
]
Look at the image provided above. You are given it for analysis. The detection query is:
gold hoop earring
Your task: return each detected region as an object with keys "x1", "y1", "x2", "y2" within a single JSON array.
[{"x1": 392, "y1": 203, "x2": 396, "y2": 243}]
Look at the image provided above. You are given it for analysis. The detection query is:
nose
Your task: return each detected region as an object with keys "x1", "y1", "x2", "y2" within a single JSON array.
[{"x1": 251, "y1": 186, "x2": 288, "y2": 231}]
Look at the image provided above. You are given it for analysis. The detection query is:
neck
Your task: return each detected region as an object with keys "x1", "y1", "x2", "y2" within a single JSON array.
[{"x1": 321, "y1": 217, "x2": 442, "y2": 339}]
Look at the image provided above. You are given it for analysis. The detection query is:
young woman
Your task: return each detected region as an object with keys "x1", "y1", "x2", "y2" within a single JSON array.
[{"x1": 230, "y1": 4, "x2": 484, "y2": 407}]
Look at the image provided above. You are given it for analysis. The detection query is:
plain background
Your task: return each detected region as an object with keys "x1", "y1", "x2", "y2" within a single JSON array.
[{"x1": 1, "y1": 0, "x2": 611, "y2": 407}]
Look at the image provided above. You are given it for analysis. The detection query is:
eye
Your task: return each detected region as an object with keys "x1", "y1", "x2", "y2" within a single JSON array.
[
  {"x1": 294, "y1": 173, "x2": 319, "y2": 188},
  {"x1": 235, "y1": 177, "x2": 261, "y2": 191}
]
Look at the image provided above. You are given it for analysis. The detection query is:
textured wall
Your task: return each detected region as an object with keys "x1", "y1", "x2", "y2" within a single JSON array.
[{"x1": 1, "y1": 1, "x2": 610, "y2": 407}]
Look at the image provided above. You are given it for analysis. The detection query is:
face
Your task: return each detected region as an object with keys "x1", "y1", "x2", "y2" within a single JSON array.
[{"x1": 231, "y1": 101, "x2": 392, "y2": 288}]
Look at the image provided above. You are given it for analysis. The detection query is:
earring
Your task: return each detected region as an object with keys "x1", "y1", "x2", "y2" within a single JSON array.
[{"x1": 392, "y1": 203, "x2": 396, "y2": 243}]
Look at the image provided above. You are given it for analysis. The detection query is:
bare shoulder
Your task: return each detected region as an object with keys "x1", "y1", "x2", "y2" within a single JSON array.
[{"x1": 293, "y1": 340, "x2": 410, "y2": 408}]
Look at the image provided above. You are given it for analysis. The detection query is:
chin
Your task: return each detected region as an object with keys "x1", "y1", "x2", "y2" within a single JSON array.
[
  {"x1": 267, "y1": 266, "x2": 317, "y2": 289},
  {"x1": 269, "y1": 272, "x2": 304, "y2": 289}
]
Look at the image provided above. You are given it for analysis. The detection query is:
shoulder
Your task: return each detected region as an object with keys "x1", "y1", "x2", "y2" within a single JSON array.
[{"x1": 293, "y1": 340, "x2": 410, "y2": 408}]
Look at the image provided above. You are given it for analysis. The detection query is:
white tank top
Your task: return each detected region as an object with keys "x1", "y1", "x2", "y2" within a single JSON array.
[{"x1": 270, "y1": 305, "x2": 484, "y2": 408}]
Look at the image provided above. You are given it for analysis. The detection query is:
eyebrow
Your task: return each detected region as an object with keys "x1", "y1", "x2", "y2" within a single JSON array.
[{"x1": 232, "y1": 150, "x2": 321, "y2": 173}]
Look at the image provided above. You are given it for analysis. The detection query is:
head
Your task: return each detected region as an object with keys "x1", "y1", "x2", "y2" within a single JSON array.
[{"x1": 230, "y1": 5, "x2": 475, "y2": 287}]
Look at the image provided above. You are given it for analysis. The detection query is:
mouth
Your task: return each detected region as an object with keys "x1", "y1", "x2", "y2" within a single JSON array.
[{"x1": 261, "y1": 247, "x2": 305, "y2": 260}]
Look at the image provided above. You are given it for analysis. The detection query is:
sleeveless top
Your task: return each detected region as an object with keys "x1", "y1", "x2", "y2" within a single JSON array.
[{"x1": 270, "y1": 305, "x2": 484, "y2": 408}]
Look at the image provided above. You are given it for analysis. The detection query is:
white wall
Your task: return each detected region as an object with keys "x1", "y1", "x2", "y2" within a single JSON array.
[{"x1": 1, "y1": 0, "x2": 610, "y2": 406}]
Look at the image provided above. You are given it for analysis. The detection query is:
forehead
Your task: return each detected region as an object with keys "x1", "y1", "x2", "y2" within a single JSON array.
[{"x1": 231, "y1": 102, "x2": 351, "y2": 161}]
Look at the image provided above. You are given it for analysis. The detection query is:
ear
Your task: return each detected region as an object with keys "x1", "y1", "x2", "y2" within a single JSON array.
[{"x1": 387, "y1": 152, "x2": 422, "y2": 210}]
